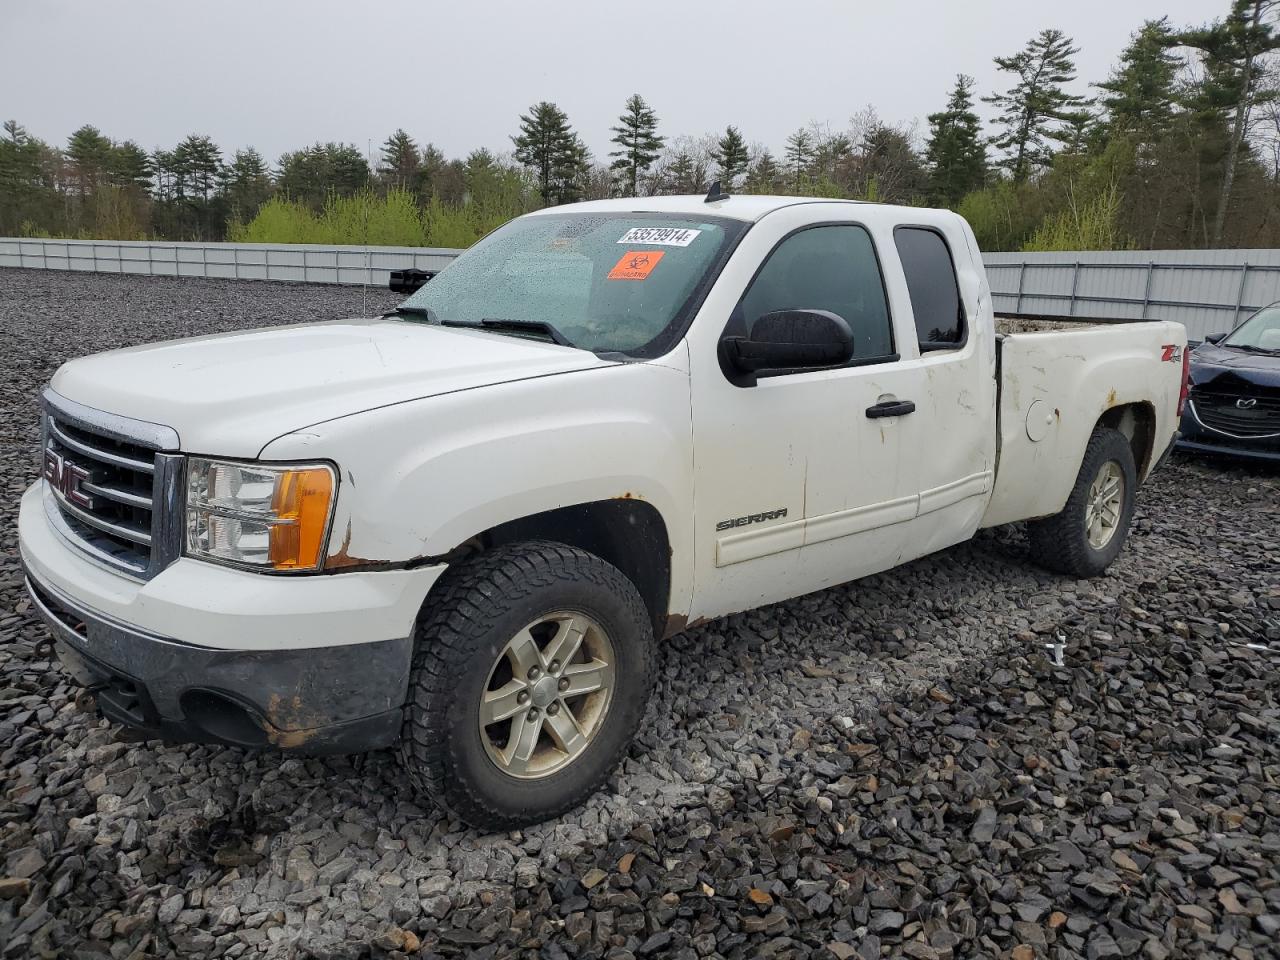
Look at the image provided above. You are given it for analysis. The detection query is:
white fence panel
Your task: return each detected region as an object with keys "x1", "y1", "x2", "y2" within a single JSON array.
[{"x1": 5, "y1": 238, "x2": 1279, "y2": 341}]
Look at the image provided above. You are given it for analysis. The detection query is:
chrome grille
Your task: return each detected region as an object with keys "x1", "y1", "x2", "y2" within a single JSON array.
[
  {"x1": 1190, "y1": 390, "x2": 1280, "y2": 439},
  {"x1": 41, "y1": 389, "x2": 183, "y2": 580}
]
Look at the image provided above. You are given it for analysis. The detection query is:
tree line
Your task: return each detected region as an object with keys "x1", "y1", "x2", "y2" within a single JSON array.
[{"x1": 2, "y1": 0, "x2": 1278, "y2": 252}]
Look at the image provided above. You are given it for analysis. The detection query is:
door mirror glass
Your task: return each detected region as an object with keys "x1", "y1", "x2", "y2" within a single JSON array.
[{"x1": 721, "y1": 309, "x2": 854, "y2": 385}]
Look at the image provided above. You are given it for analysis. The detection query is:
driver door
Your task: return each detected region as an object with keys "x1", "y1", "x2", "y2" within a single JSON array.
[{"x1": 687, "y1": 216, "x2": 925, "y2": 622}]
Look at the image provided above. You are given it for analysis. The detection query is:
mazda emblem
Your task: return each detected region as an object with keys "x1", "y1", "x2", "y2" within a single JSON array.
[{"x1": 1235, "y1": 397, "x2": 1258, "y2": 409}]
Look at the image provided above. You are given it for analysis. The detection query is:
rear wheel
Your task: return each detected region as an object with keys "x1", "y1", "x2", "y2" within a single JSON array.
[
  {"x1": 398, "y1": 541, "x2": 654, "y2": 829},
  {"x1": 1028, "y1": 426, "x2": 1137, "y2": 578}
]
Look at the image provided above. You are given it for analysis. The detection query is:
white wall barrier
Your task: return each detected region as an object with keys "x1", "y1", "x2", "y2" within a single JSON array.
[{"x1": 6, "y1": 238, "x2": 1278, "y2": 341}]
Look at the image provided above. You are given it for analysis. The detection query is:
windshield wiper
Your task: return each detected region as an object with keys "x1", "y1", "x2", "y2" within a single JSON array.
[
  {"x1": 441, "y1": 317, "x2": 576, "y2": 348},
  {"x1": 1230, "y1": 343, "x2": 1280, "y2": 355}
]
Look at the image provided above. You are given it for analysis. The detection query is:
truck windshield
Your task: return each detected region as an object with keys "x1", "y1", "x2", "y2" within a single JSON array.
[
  {"x1": 396, "y1": 212, "x2": 745, "y2": 355},
  {"x1": 1223, "y1": 304, "x2": 1280, "y2": 352}
]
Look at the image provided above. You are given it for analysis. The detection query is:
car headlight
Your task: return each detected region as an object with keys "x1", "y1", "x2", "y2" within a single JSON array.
[{"x1": 185, "y1": 458, "x2": 337, "y2": 571}]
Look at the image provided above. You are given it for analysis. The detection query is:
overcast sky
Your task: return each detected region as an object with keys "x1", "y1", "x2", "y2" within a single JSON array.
[{"x1": 3, "y1": 0, "x2": 1221, "y2": 165}]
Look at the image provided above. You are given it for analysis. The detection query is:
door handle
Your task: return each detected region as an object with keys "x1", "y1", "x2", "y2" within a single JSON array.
[{"x1": 865, "y1": 399, "x2": 916, "y2": 419}]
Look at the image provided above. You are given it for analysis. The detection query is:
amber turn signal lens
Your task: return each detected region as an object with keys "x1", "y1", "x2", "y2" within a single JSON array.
[{"x1": 268, "y1": 468, "x2": 335, "y2": 569}]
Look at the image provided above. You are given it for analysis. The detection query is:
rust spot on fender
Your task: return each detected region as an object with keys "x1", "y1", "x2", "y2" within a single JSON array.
[
  {"x1": 1106, "y1": 388, "x2": 1117, "y2": 406},
  {"x1": 263, "y1": 694, "x2": 325, "y2": 748},
  {"x1": 324, "y1": 520, "x2": 394, "y2": 572}
]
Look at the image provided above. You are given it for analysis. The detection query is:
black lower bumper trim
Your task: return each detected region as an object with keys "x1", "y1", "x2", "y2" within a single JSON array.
[{"x1": 25, "y1": 569, "x2": 412, "y2": 756}]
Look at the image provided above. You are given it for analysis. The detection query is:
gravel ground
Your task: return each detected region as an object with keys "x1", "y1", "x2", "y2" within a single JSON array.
[{"x1": 1, "y1": 268, "x2": 1277, "y2": 960}]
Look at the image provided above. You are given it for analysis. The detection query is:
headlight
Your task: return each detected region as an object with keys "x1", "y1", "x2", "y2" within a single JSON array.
[{"x1": 185, "y1": 458, "x2": 337, "y2": 571}]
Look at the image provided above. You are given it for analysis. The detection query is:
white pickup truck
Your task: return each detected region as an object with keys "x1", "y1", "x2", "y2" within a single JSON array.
[{"x1": 20, "y1": 194, "x2": 1187, "y2": 828}]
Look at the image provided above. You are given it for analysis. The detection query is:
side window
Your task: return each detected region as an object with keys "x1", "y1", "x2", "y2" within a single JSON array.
[
  {"x1": 895, "y1": 227, "x2": 964, "y2": 348},
  {"x1": 737, "y1": 225, "x2": 894, "y2": 363}
]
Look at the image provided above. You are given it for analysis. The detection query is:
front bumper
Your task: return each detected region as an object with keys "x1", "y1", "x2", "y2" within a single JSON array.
[
  {"x1": 1178, "y1": 410, "x2": 1280, "y2": 462},
  {"x1": 19, "y1": 481, "x2": 446, "y2": 754}
]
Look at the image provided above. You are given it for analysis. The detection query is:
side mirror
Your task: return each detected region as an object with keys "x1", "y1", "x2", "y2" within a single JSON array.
[
  {"x1": 1203, "y1": 332, "x2": 1228, "y2": 344},
  {"x1": 389, "y1": 268, "x2": 436, "y2": 294},
  {"x1": 721, "y1": 309, "x2": 854, "y2": 386}
]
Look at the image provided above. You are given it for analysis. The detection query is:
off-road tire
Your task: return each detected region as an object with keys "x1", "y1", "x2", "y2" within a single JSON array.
[
  {"x1": 1027, "y1": 426, "x2": 1137, "y2": 578},
  {"x1": 398, "y1": 540, "x2": 655, "y2": 830}
]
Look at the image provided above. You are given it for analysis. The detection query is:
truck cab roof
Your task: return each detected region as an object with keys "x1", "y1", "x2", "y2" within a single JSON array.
[{"x1": 525, "y1": 194, "x2": 932, "y2": 224}]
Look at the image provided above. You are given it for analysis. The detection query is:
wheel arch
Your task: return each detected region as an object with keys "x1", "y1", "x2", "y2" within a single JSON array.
[
  {"x1": 1097, "y1": 400, "x2": 1157, "y2": 481},
  {"x1": 428, "y1": 498, "x2": 675, "y2": 640}
]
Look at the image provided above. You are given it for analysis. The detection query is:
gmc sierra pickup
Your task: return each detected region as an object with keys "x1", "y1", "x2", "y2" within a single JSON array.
[{"x1": 20, "y1": 194, "x2": 1187, "y2": 828}]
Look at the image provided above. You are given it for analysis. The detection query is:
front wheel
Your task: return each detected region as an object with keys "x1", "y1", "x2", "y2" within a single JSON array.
[
  {"x1": 1027, "y1": 426, "x2": 1137, "y2": 578},
  {"x1": 398, "y1": 541, "x2": 655, "y2": 830}
]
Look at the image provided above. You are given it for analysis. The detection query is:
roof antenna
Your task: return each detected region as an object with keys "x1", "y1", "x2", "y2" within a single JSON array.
[{"x1": 704, "y1": 180, "x2": 730, "y2": 203}]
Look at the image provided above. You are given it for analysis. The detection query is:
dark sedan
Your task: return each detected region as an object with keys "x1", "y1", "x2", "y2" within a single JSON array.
[{"x1": 1178, "y1": 302, "x2": 1280, "y2": 462}]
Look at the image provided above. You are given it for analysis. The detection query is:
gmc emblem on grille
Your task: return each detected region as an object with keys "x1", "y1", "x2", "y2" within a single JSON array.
[
  {"x1": 1236, "y1": 398, "x2": 1258, "y2": 409},
  {"x1": 43, "y1": 449, "x2": 95, "y2": 510}
]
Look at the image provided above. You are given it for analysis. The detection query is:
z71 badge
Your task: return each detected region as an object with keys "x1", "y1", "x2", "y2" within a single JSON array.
[
  {"x1": 1160, "y1": 344, "x2": 1183, "y2": 362},
  {"x1": 716, "y1": 508, "x2": 788, "y2": 532}
]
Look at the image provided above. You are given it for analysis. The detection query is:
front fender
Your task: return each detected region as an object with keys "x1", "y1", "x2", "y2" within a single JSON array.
[{"x1": 261, "y1": 357, "x2": 695, "y2": 613}]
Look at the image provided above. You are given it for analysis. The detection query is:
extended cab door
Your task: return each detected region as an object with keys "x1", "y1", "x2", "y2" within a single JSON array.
[
  {"x1": 683, "y1": 205, "x2": 997, "y2": 624},
  {"x1": 685, "y1": 205, "x2": 929, "y2": 621},
  {"x1": 886, "y1": 222, "x2": 997, "y2": 558}
]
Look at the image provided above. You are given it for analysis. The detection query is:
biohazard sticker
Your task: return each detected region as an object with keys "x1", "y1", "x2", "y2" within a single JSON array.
[
  {"x1": 616, "y1": 226, "x2": 701, "y2": 247},
  {"x1": 608, "y1": 250, "x2": 664, "y2": 280}
]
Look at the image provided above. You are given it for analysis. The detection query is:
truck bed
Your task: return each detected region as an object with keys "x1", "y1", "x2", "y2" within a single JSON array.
[{"x1": 981, "y1": 319, "x2": 1186, "y2": 528}]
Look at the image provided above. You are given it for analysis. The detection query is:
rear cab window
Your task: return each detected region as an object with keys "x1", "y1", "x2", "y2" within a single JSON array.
[{"x1": 894, "y1": 226, "x2": 965, "y2": 350}]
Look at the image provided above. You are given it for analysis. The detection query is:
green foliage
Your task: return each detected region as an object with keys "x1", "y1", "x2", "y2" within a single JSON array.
[
  {"x1": 229, "y1": 185, "x2": 530, "y2": 248},
  {"x1": 1097, "y1": 19, "x2": 1180, "y2": 144},
  {"x1": 512, "y1": 101, "x2": 587, "y2": 205},
  {"x1": 1023, "y1": 184, "x2": 1130, "y2": 251},
  {"x1": 379, "y1": 129, "x2": 421, "y2": 192},
  {"x1": 784, "y1": 128, "x2": 815, "y2": 193},
  {"x1": 609, "y1": 94, "x2": 664, "y2": 197},
  {"x1": 925, "y1": 75, "x2": 988, "y2": 205},
  {"x1": 277, "y1": 143, "x2": 370, "y2": 211},
  {"x1": 985, "y1": 29, "x2": 1092, "y2": 182},
  {"x1": 958, "y1": 181, "x2": 1044, "y2": 251},
  {"x1": 1179, "y1": 0, "x2": 1280, "y2": 244},
  {"x1": 711, "y1": 125, "x2": 749, "y2": 188},
  {"x1": 742, "y1": 150, "x2": 784, "y2": 194}
]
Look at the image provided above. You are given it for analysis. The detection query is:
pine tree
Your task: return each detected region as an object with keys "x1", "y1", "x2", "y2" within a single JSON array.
[
  {"x1": 784, "y1": 128, "x2": 815, "y2": 192},
  {"x1": 1180, "y1": 0, "x2": 1280, "y2": 245},
  {"x1": 984, "y1": 29, "x2": 1091, "y2": 182},
  {"x1": 173, "y1": 134, "x2": 222, "y2": 202},
  {"x1": 609, "y1": 94, "x2": 664, "y2": 197},
  {"x1": 108, "y1": 140, "x2": 153, "y2": 193},
  {"x1": 711, "y1": 125, "x2": 749, "y2": 189},
  {"x1": 814, "y1": 133, "x2": 855, "y2": 185},
  {"x1": 224, "y1": 148, "x2": 272, "y2": 220},
  {"x1": 1097, "y1": 19, "x2": 1180, "y2": 144},
  {"x1": 925, "y1": 75, "x2": 988, "y2": 206},
  {"x1": 664, "y1": 152, "x2": 706, "y2": 194},
  {"x1": 743, "y1": 150, "x2": 783, "y2": 194},
  {"x1": 379, "y1": 129, "x2": 421, "y2": 192},
  {"x1": 66, "y1": 124, "x2": 112, "y2": 196},
  {"x1": 512, "y1": 101, "x2": 584, "y2": 205}
]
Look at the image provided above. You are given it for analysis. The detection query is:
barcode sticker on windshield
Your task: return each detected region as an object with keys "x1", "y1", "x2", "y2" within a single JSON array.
[{"x1": 617, "y1": 227, "x2": 701, "y2": 247}]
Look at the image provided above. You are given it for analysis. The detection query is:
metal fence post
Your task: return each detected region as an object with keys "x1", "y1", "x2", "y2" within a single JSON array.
[
  {"x1": 1068, "y1": 262, "x2": 1080, "y2": 316},
  {"x1": 1141, "y1": 262, "x2": 1155, "y2": 319},
  {"x1": 1015, "y1": 262, "x2": 1026, "y2": 314},
  {"x1": 1234, "y1": 262, "x2": 1250, "y2": 325}
]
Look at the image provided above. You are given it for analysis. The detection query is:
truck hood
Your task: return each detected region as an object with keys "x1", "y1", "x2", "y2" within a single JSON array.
[{"x1": 51, "y1": 317, "x2": 619, "y2": 457}]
